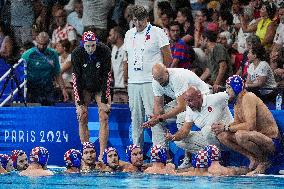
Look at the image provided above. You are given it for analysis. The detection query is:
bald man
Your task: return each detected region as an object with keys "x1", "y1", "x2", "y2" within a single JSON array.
[
  {"x1": 142, "y1": 63, "x2": 210, "y2": 168},
  {"x1": 165, "y1": 86, "x2": 233, "y2": 159},
  {"x1": 22, "y1": 32, "x2": 68, "y2": 105}
]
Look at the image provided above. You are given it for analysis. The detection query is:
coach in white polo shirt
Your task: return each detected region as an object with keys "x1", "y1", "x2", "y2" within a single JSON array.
[
  {"x1": 124, "y1": 5, "x2": 172, "y2": 147},
  {"x1": 165, "y1": 86, "x2": 233, "y2": 154}
]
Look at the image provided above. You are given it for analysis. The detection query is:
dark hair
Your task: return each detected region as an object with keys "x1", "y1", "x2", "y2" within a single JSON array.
[
  {"x1": 132, "y1": 5, "x2": 148, "y2": 20},
  {"x1": 263, "y1": 2, "x2": 277, "y2": 20},
  {"x1": 178, "y1": 7, "x2": 194, "y2": 24},
  {"x1": 246, "y1": 34, "x2": 261, "y2": 47},
  {"x1": 202, "y1": 30, "x2": 218, "y2": 42},
  {"x1": 251, "y1": 45, "x2": 266, "y2": 61},
  {"x1": 200, "y1": 8, "x2": 211, "y2": 22},
  {"x1": 112, "y1": 26, "x2": 126, "y2": 39},
  {"x1": 220, "y1": 11, "x2": 234, "y2": 25},
  {"x1": 58, "y1": 39, "x2": 71, "y2": 53}
]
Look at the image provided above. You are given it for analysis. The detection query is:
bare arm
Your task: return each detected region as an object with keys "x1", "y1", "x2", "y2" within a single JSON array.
[
  {"x1": 246, "y1": 76, "x2": 266, "y2": 88},
  {"x1": 123, "y1": 52, "x2": 128, "y2": 86},
  {"x1": 61, "y1": 60, "x2": 72, "y2": 73},
  {"x1": 159, "y1": 95, "x2": 186, "y2": 121},
  {"x1": 263, "y1": 22, "x2": 277, "y2": 46},
  {"x1": 153, "y1": 96, "x2": 164, "y2": 115},
  {"x1": 214, "y1": 61, "x2": 227, "y2": 85},
  {"x1": 200, "y1": 67, "x2": 210, "y2": 81},
  {"x1": 161, "y1": 45, "x2": 173, "y2": 67},
  {"x1": 172, "y1": 122, "x2": 193, "y2": 141},
  {"x1": 170, "y1": 58, "x2": 179, "y2": 68}
]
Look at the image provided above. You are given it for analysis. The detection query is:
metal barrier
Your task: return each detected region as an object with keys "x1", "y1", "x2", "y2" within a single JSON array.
[{"x1": 0, "y1": 59, "x2": 27, "y2": 107}]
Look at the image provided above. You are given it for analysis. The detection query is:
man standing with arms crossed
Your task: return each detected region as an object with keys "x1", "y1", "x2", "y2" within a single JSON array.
[{"x1": 123, "y1": 5, "x2": 172, "y2": 148}]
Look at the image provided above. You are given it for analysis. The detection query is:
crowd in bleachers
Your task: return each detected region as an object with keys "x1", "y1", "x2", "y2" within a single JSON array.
[{"x1": 0, "y1": 0, "x2": 284, "y2": 104}]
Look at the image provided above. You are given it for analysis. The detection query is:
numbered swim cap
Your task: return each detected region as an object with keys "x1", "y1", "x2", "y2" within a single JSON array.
[
  {"x1": 64, "y1": 149, "x2": 82, "y2": 169},
  {"x1": 0, "y1": 154, "x2": 10, "y2": 169},
  {"x1": 30, "y1": 147, "x2": 49, "y2": 167},
  {"x1": 81, "y1": 31, "x2": 98, "y2": 44},
  {"x1": 150, "y1": 145, "x2": 167, "y2": 164},
  {"x1": 11, "y1": 150, "x2": 26, "y2": 169},
  {"x1": 226, "y1": 75, "x2": 244, "y2": 96},
  {"x1": 204, "y1": 145, "x2": 220, "y2": 161}
]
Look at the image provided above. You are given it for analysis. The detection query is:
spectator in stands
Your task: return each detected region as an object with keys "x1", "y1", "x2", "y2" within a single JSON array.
[
  {"x1": 160, "y1": 11, "x2": 174, "y2": 38},
  {"x1": 212, "y1": 75, "x2": 281, "y2": 175},
  {"x1": 236, "y1": 35, "x2": 262, "y2": 80},
  {"x1": 64, "y1": 149, "x2": 82, "y2": 173},
  {"x1": 165, "y1": 86, "x2": 233, "y2": 163},
  {"x1": 273, "y1": 47, "x2": 284, "y2": 87},
  {"x1": 123, "y1": 5, "x2": 172, "y2": 151},
  {"x1": 194, "y1": 8, "x2": 210, "y2": 48},
  {"x1": 246, "y1": 45, "x2": 277, "y2": 101},
  {"x1": 22, "y1": 32, "x2": 68, "y2": 106},
  {"x1": 154, "y1": 1, "x2": 174, "y2": 28},
  {"x1": 144, "y1": 145, "x2": 176, "y2": 175},
  {"x1": 67, "y1": 0, "x2": 84, "y2": 36},
  {"x1": 273, "y1": 4, "x2": 284, "y2": 48},
  {"x1": 123, "y1": 4, "x2": 135, "y2": 30},
  {"x1": 123, "y1": 144, "x2": 144, "y2": 172},
  {"x1": 241, "y1": 2, "x2": 277, "y2": 49},
  {"x1": 218, "y1": 11, "x2": 235, "y2": 47},
  {"x1": 51, "y1": 9, "x2": 78, "y2": 50},
  {"x1": 168, "y1": 21, "x2": 195, "y2": 69},
  {"x1": 108, "y1": 26, "x2": 128, "y2": 103},
  {"x1": 56, "y1": 39, "x2": 73, "y2": 101},
  {"x1": 72, "y1": 31, "x2": 111, "y2": 161},
  {"x1": 10, "y1": 150, "x2": 29, "y2": 171},
  {"x1": 175, "y1": 7, "x2": 195, "y2": 42},
  {"x1": 20, "y1": 147, "x2": 54, "y2": 176},
  {"x1": 200, "y1": 30, "x2": 232, "y2": 93},
  {"x1": 0, "y1": 21, "x2": 13, "y2": 61},
  {"x1": 82, "y1": 0, "x2": 114, "y2": 43},
  {"x1": 142, "y1": 63, "x2": 210, "y2": 169},
  {"x1": 10, "y1": 0, "x2": 34, "y2": 47}
]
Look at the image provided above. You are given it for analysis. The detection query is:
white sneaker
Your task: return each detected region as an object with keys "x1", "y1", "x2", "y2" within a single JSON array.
[{"x1": 178, "y1": 157, "x2": 191, "y2": 169}]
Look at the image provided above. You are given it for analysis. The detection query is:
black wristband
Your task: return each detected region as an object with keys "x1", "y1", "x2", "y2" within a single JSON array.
[{"x1": 158, "y1": 117, "x2": 164, "y2": 122}]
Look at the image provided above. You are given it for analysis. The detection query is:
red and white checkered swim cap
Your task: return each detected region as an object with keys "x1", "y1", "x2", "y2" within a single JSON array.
[
  {"x1": 204, "y1": 145, "x2": 220, "y2": 161},
  {"x1": 81, "y1": 31, "x2": 97, "y2": 43},
  {"x1": 150, "y1": 145, "x2": 167, "y2": 164},
  {"x1": 82, "y1": 142, "x2": 95, "y2": 151},
  {"x1": 11, "y1": 150, "x2": 26, "y2": 169},
  {"x1": 30, "y1": 146, "x2": 49, "y2": 167},
  {"x1": 193, "y1": 150, "x2": 211, "y2": 168},
  {"x1": 64, "y1": 149, "x2": 82, "y2": 168}
]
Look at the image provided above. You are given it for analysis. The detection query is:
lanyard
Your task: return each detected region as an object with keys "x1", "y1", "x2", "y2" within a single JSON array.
[{"x1": 132, "y1": 23, "x2": 152, "y2": 49}]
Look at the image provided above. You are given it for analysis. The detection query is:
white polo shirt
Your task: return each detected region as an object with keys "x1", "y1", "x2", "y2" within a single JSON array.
[
  {"x1": 185, "y1": 92, "x2": 233, "y2": 129},
  {"x1": 111, "y1": 44, "x2": 126, "y2": 88},
  {"x1": 152, "y1": 68, "x2": 210, "y2": 99},
  {"x1": 124, "y1": 23, "x2": 169, "y2": 84}
]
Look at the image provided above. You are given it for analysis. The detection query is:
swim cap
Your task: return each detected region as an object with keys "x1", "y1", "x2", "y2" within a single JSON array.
[
  {"x1": 11, "y1": 150, "x2": 26, "y2": 169},
  {"x1": 103, "y1": 147, "x2": 119, "y2": 165},
  {"x1": 150, "y1": 145, "x2": 167, "y2": 164},
  {"x1": 226, "y1": 75, "x2": 244, "y2": 96},
  {"x1": 64, "y1": 149, "x2": 82, "y2": 169},
  {"x1": 126, "y1": 144, "x2": 141, "y2": 163},
  {"x1": 81, "y1": 31, "x2": 97, "y2": 44},
  {"x1": 30, "y1": 147, "x2": 49, "y2": 167},
  {"x1": 192, "y1": 150, "x2": 211, "y2": 168},
  {"x1": 82, "y1": 142, "x2": 95, "y2": 151},
  {"x1": 0, "y1": 154, "x2": 10, "y2": 169},
  {"x1": 204, "y1": 145, "x2": 220, "y2": 161}
]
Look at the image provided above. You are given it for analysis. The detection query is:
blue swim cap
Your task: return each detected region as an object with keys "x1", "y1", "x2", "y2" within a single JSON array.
[
  {"x1": 150, "y1": 145, "x2": 167, "y2": 164},
  {"x1": 30, "y1": 147, "x2": 49, "y2": 167},
  {"x1": 192, "y1": 150, "x2": 211, "y2": 168},
  {"x1": 204, "y1": 145, "x2": 220, "y2": 161},
  {"x1": 0, "y1": 154, "x2": 10, "y2": 169},
  {"x1": 226, "y1": 75, "x2": 244, "y2": 96},
  {"x1": 103, "y1": 147, "x2": 119, "y2": 165},
  {"x1": 64, "y1": 149, "x2": 82, "y2": 169},
  {"x1": 126, "y1": 144, "x2": 141, "y2": 163}
]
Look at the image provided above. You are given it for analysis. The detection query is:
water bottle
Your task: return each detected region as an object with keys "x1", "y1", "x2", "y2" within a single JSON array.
[{"x1": 276, "y1": 93, "x2": 282, "y2": 110}]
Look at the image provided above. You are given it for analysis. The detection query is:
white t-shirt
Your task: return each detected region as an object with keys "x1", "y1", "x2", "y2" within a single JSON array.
[
  {"x1": 111, "y1": 44, "x2": 126, "y2": 88},
  {"x1": 124, "y1": 23, "x2": 170, "y2": 84},
  {"x1": 237, "y1": 20, "x2": 256, "y2": 53},
  {"x1": 67, "y1": 11, "x2": 84, "y2": 35},
  {"x1": 274, "y1": 23, "x2": 284, "y2": 47},
  {"x1": 247, "y1": 61, "x2": 277, "y2": 94},
  {"x1": 185, "y1": 92, "x2": 233, "y2": 130},
  {"x1": 59, "y1": 54, "x2": 72, "y2": 84},
  {"x1": 152, "y1": 68, "x2": 210, "y2": 99}
]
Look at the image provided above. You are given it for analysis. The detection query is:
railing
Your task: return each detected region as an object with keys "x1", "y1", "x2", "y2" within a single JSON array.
[{"x1": 0, "y1": 59, "x2": 27, "y2": 107}]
